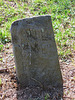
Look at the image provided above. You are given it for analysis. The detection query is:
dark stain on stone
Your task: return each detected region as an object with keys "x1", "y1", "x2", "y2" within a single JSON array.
[
  {"x1": 35, "y1": 43, "x2": 38, "y2": 48},
  {"x1": 31, "y1": 43, "x2": 39, "y2": 52},
  {"x1": 42, "y1": 36, "x2": 52, "y2": 41},
  {"x1": 12, "y1": 21, "x2": 18, "y2": 26},
  {"x1": 18, "y1": 45, "x2": 20, "y2": 47},
  {"x1": 26, "y1": 20, "x2": 32, "y2": 24},
  {"x1": 23, "y1": 43, "x2": 29, "y2": 50},
  {"x1": 12, "y1": 35, "x2": 18, "y2": 43},
  {"x1": 30, "y1": 34, "x2": 37, "y2": 40}
]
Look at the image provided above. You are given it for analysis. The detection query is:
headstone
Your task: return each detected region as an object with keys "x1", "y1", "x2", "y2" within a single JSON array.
[{"x1": 11, "y1": 15, "x2": 62, "y2": 88}]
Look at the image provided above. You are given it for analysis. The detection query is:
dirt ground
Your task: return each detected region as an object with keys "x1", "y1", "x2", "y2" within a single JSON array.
[{"x1": 0, "y1": 43, "x2": 75, "y2": 100}]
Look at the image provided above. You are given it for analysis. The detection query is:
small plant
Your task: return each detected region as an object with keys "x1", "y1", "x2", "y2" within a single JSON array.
[
  {"x1": 0, "y1": 78, "x2": 2, "y2": 87},
  {"x1": 45, "y1": 93, "x2": 50, "y2": 100},
  {"x1": 0, "y1": 58, "x2": 3, "y2": 62},
  {"x1": 14, "y1": 66, "x2": 16, "y2": 68},
  {"x1": 0, "y1": 44, "x2": 3, "y2": 51}
]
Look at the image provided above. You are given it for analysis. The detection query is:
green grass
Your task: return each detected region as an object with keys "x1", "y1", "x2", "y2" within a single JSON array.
[{"x1": 0, "y1": 0, "x2": 75, "y2": 59}]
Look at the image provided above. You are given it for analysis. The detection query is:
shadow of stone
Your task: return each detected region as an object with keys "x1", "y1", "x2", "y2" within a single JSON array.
[{"x1": 16, "y1": 84, "x2": 63, "y2": 100}]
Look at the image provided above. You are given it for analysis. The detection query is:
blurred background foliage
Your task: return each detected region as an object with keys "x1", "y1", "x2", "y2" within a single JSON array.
[{"x1": 0, "y1": 0, "x2": 75, "y2": 59}]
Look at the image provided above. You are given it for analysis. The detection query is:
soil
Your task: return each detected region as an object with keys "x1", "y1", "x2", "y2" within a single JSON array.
[{"x1": 0, "y1": 43, "x2": 75, "y2": 100}]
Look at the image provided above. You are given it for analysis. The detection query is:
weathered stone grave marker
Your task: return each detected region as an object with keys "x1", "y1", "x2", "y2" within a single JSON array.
[{"x1": 11, "y1": 15, "x2": 62, "y2": 88}]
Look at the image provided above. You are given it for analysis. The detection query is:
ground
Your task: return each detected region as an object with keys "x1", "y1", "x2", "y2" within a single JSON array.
[{"x1": 0, "y1": 43, "x2": 75, "y2": 100}]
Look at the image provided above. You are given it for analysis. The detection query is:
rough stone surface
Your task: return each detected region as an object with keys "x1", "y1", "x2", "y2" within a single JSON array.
[{"x1": 11, "y1": 15, "x2": 62, "y2": 88}]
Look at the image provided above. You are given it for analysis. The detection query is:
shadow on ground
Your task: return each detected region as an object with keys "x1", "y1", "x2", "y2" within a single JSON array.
[{"x1": 16, "y1": 84, "x2": 63, "y2": 100}]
